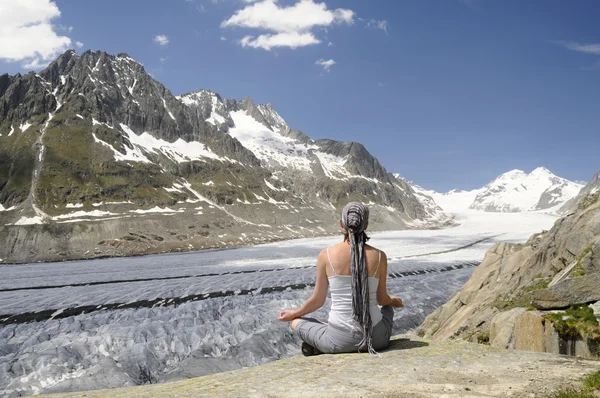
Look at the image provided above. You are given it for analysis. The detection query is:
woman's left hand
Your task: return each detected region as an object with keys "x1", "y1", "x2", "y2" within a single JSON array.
[{"x1": 278, "y1": 310, "x2": 297, "y2": 322}]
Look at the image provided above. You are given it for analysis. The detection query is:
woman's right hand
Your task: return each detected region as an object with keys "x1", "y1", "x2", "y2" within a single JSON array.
[
  {"x1": 278, "y1": 310, "x2": 297, "y2": 322},
  {"x1": 390, "y1": 296, "x2": 404, "y2": 308}
]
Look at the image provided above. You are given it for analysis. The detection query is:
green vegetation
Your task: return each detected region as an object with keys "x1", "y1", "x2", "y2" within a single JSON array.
[
  {"x1": 552, "y1": 389, "x2": 595, "y2": 398},
  {"x1": 490, "y1": 278, "x2": 551, "y2": 311},
  {"x1": 571, "y1": 244, "x2": 594, "y2": 278},
  {"x1": 0, "y1": 120, "x2": 41, "y2": 205},
  {"x1": 183, "y1": 162, "x2": 266, "y2": 206},
  {"x1": 551, "y1": 370, "x2": 600, "y2": 398},
  {"x1": 38, "y1": 122, "x2": 176, "y2": 210},
  {"x1": 490, "y1": 296, "x2": 535, "y2": 311},
  {"x1": 584, "y1": 370, "x2": 600, "y2": 391},
  {"x1": 477, "y1": 333, "x2": 490, "y2": 345},
  {"x1": 578, "y1": 191, "x2": 600, "y2": 211},
  {"x1": 571, "y1": 263, "x2": 586, "y2": 277},
  {"x1": 545, "y1": 305, "x2": 600, "y2": 340},
  {"x1": 524, "y1": 277, "x2": 552, "y2": 292}
]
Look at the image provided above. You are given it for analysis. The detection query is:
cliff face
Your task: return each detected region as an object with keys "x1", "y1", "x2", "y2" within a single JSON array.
[{"x1": 417, "y1": 182, "x2": 600, "y2": 358}]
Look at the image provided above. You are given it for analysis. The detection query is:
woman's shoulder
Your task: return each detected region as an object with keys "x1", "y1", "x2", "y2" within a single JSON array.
[{"x1": 365, "y1": 244, "x2": 387, "y2": 257}]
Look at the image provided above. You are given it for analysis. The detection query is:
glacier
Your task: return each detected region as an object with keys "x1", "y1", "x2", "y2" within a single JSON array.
[{"x1": 0, "y1": 211, "x2": 558, "y2": 396}]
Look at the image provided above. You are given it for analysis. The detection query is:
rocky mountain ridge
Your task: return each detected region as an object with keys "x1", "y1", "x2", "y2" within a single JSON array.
[{"x1": 0, "y1": 50, "x2": 444, "y2": 263}]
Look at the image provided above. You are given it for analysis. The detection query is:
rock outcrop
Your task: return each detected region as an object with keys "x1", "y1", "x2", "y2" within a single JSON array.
[
  {"x1": 560, "y1": 171, "x2": 600, "y2": 215},
  {"x1": 45, "y1": 335, "x2": 600, "y2": 398},
  {"x1": 417, "y1": 176, "x2": 600, "y2": 358}
]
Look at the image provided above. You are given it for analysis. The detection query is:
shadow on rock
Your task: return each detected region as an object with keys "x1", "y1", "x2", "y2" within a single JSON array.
[{"x1": 386, "y1": 338, "x2": 429, "y2": 351}]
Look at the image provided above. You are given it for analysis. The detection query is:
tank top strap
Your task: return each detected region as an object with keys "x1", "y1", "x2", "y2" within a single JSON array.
[
  {"x1": 326, "y1": 247, "x2": 337, "y2": 276},
  {"x1": 372, "y1": 249, "x2": 382, "y2": 278}
]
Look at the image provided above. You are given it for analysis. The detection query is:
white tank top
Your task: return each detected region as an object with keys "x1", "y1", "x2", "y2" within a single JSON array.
[{"x1": 326, "y1": 248, "x2": 383, "y2": 330}]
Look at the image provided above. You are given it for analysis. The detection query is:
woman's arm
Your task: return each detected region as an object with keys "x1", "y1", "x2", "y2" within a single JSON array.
[
  {"x1": 278, "y1": 250, "x2": 330, "y2": 321},
  {"x1": 376, "y1": 251, "x2": 404, "y2": 308}
]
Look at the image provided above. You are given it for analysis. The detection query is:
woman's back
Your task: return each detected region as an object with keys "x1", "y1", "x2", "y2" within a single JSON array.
[
  {"x1": 324, "y1": 242, "x2": 383, "y2": 278},
  {"x1": 326, "y1": 243, "x2": 383, "y2": 329}
]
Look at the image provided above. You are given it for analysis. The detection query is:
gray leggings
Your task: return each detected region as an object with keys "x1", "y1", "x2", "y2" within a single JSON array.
[{"x1": 295, "y1": 306, "x2": 394, "y2": 354}]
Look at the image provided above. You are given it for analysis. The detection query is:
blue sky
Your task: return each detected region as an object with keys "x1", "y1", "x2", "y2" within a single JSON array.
[{"x1": 1, "y1": 0, "x2": 598, "y2": 191}]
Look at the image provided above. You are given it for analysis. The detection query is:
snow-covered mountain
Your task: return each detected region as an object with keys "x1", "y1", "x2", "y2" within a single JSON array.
[
  {"x1": 401, "y1": 168, "x2": 584, "y2": 214},
  {"x1": 470, "y1": 167, "x2": 584, "y2": 212},
  {"x1": 0, "y1": 50, "x2": 442, "y2": 263}
]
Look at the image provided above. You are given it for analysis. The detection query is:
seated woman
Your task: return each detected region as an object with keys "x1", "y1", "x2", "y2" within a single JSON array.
[{"x1": 278, "y1": 202, "x2": 404, "y2": 355}]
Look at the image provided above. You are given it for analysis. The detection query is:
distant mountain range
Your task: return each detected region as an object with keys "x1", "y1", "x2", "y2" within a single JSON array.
[
  {"x1": 406, "y1": 167, "x2": 585, "y2": 214},
  {"x1": 0, "y1": 49, "x2": 593, "y2": 263},
  {"x1": 0, "y1": 50, "x2": 444, "y2": 263}
]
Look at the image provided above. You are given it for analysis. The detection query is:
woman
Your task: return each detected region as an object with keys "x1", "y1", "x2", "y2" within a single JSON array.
[{"x1": 278, "y1": 202, "x2": 404, "y2": 355}]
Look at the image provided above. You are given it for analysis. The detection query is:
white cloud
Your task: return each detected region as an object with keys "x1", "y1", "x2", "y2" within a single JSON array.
[
  {"x1": 367, "y1": 19, "x2": 388, "y2": 34},
  {"x1": 160, "y1": 56, "x2": 168, "y2": 63},
  {"x1": 23, "y1": 57, "x2": 51, "y2": 70},
  {"x1": 316, "y1": 58, "x2": 335, "y2": 72},
  {"x1": 222, "y1": 0, "x2": 354, "y2": 51},
  {"x1": 75, "y1": 41, "x2": 84, "y2": 48},
  {"x1": 328, "y1": 41, "x2": 333, "y2": 47},
  {"x1": 0, "y1": 0, "x2": 73, "y2": 69},
  {"x1": 220, "y1": 36, "x2": 227, "y2": 41},
  {"x1": 240, "y1": 32, "x2": 319, "y2": 50},
  {"x1": 57, "y1": 24, "x2": 73, "y2": 33},
  {"x1": 154, "y1": 34, "x2": 169, "y2": 46},
  {"x1": 556, "y1": 41, "x2": 600, "y2": 55}
]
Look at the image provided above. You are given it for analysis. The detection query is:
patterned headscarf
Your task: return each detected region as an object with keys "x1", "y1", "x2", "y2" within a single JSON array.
[{"x1": 341, "y1": 202, "x2": 375, "y2": 354}]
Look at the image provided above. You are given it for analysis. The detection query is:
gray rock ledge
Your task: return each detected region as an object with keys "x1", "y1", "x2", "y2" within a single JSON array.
[{"x1": 48, "y1": 334, "x2": 600, "y2": 398}]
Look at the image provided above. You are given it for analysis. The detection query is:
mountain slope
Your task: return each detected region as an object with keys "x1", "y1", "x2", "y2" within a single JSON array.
[
  {"x1": 0, "y1": 50, "x2": 440, "y2": 263},
  {"x1": 559, "y1": 171, "x2": 600, "y2": 215}
]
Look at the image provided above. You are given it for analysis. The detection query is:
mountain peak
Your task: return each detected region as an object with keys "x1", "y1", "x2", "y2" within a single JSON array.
[
  {"x1": 503, "y1": 169, "x2": 526, "y2": 176},
  {"x1": 530, "y1": 166, "x2": 553, "y2": 176}
]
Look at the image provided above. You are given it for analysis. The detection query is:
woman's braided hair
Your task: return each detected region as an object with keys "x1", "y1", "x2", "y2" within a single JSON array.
[{"x1": 341, "y1": 201, "x2": 376, "y2": 354}]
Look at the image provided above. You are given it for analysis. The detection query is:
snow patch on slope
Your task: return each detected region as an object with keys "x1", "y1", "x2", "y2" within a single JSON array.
[
  {"x1": 314, "y1": 152, "x2": 348, "y2": 180},
  {"x1": 54, "y1": 210, "x2": 117, "y2": 220},
  {"x1": 92, "y1": 123, "x2": 232, "y2": 164},
  {"x1": 228, "y1": 110, "x2": 316, "y2": 171},
  {"x1": 19, "y1": 122, "x2": 32, "y2": 132},
  {"x1": 161, "y1": 98, "x2": 176, "y2": 121},
  {"x1": 14, "y1": 216, "x2": 45, "y2": 225}
]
